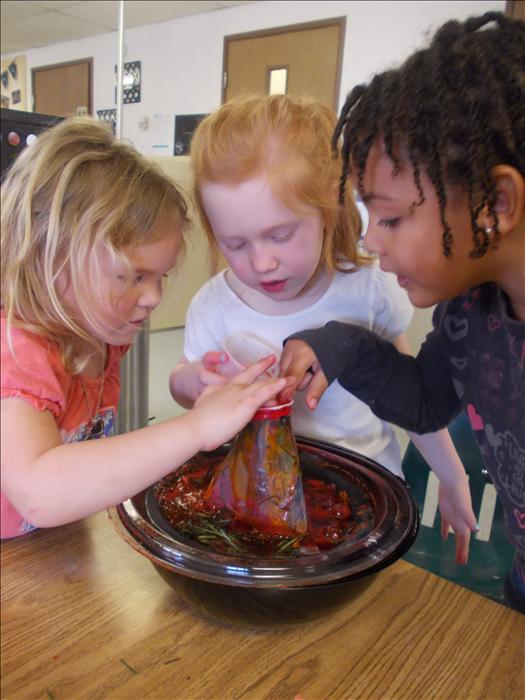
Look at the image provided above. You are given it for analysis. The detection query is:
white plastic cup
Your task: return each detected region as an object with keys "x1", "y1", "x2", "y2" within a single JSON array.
[{"x1": 219, "y1": 333, "x2": 281, "y2": 379}]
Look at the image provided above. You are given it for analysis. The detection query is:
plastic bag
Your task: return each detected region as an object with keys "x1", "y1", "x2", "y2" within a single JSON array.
[{"x1": 205, "y1": 402, "x2": 307, "y2": 537}]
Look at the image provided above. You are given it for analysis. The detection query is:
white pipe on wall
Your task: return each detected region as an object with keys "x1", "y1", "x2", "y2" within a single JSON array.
[
  {"x1": 115, "y1": 0, "x2": 150, "y2": 435},
  {"x1": 115, "y1": 0, "x2": 124, "y2": 138}
]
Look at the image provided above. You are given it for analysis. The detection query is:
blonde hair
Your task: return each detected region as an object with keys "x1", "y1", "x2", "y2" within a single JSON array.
[
  {"x1": 1, "y1": 117, "x2": 189, "y2": 374},
  {"x1": 190, "y1": 94, "x2": 366, "y2": 271}
]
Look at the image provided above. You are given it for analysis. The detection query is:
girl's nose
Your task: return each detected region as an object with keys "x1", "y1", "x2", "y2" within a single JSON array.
[
  {"x1": 139, "y1": 279, "x2": 162, "y2": 310},
  {"x1": 362, "y1": 224, "x2": 386, "y2": 257},
  {"x1": 250, "y1": 245, "x2": 278, "y2": 274}
]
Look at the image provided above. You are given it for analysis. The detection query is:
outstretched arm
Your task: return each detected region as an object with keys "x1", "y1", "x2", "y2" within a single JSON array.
[
  {"x1": 403, "y1": 428, "x2": 477, "y2": 563},
  {"x1": 392, "y1": 334, "x2": 477, "y2": 564},
  {"x1": 1, "y1": 357, "x2": 288, "y2": 529},
  {"x1": 281, "y1": 319, "x2": 461, "y2": 432}
]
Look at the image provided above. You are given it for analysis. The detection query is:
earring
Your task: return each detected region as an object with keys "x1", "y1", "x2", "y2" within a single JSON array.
[{"x1": 484, "y1": 226, "x2": 494, "y2": 234}]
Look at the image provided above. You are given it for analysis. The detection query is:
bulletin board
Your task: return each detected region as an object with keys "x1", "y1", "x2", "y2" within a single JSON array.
[{"x1": 1, "y1": 56, "x2": 27, "y2": 111}]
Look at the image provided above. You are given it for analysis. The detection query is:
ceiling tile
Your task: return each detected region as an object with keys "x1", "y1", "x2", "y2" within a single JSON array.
[
  {"x1": 6, "y1": 12, "x2": 114, "y2": 52},
  {"x1": 1, "y1": 1, "x2": 47, "y2": 24},
  {"x1": 30, "y1": 1, "x2": 86, "y2": 9},
  {"x1": 1, "y1": 0, "x2": 260, "y2": 53},
  {"x1": 57, "y1": 1, "x2": 119, "y2": 29}
]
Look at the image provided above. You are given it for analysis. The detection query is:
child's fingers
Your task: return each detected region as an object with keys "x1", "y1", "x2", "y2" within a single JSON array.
[
  {"x1": 276, "y1": 376, "x2": 304, "y2": 405},
  {"x1": 296, "y1": 374, "x2": 313, "y2": 392},
  {"x1": 440, "y1": 517, "x2": 450, "y2": 541},
  {"x1": 440, "y1": 513, "x2": 471, "y2": 564},
  {"x1": 304, "y1": 371, "x2": 328, "y2": 410},
  {"x1": 232, "y1": 355, "x2": 277, "y2": 384},
  {"x1": 279, "y1": 341, "x2": 316, "y2": 400},
  {"x1": 454, "y1": 526, "x2": 471, "y2": 565},
  {"x1": 194, "y1": 377, "x2": 290, "y2": 451},
  {"x1": 465, "y1": 510, "x2": 479, "y2": 532},
  {"x1": 242, "y1": 376, "x2": 289, "y2": 407},
  {"x1": 202, "y1": 351, "x2": 229, "y2": 371},
  {"x1": 200, "y1": 370, "x2": 229, "y2": 387},
  {"x1": 197, "y1": 378, "x2": 228, "y2": 400},
  {"x1": 279, "y1": 340, "x2": 315, "y2": 379},
  {"x1": 278, "y1": 383, "x2": 296, "y2": 405}
]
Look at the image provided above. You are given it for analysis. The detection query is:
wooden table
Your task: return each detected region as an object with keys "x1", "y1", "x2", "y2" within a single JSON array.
[{"x1": 2, "y1": 512, "x2": 524, "y2": 700}]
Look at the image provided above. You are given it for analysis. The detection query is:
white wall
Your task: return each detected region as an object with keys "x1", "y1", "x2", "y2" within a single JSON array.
[{"x1": 2, "y1": 0, "x2": 505, "y2": 155}]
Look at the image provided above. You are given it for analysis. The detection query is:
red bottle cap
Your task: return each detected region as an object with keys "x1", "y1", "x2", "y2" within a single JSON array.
[{"x1": 253, "y1": 401, "x2": 293, "y2": 421}]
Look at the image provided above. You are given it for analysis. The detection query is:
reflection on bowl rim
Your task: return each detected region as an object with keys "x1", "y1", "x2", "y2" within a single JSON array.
[{"x1": 109, "y1": 437, "x2": 419, "y2": 589}]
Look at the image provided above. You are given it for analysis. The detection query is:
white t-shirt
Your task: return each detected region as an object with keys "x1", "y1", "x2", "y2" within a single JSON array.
[{"x1": 184, "y1": 263, "x2": 413, "y2": 476}]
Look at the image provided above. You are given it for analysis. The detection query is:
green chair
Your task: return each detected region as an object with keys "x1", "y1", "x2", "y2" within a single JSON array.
[{"x1": 402, "y1": 411, "x2": 514, "y2": 606}]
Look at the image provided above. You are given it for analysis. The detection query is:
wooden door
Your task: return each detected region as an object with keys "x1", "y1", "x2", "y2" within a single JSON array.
[
  {"x1": 506, "y1": 0, "x2": 525, "y2": 20},
  {"x1": 223, "y1": 18, "x2": 345, "y2": 110},
  {"x1": 32, "y1": 59, "x2": 92, "y2": 117}
]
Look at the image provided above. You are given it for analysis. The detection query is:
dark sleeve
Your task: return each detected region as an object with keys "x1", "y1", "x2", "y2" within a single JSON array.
[{"x1": 286, "y1": 313, "x2": 462, "y2": 433}]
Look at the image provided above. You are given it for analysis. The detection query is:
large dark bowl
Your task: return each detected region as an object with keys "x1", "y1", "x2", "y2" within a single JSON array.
[{"x1": 109, "y1": 437, "x2": 419, "y2": 627}]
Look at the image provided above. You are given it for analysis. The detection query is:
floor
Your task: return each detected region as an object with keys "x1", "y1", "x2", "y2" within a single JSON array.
[{"x1": 148, "y1": 326, "x2": 410, "y2": 454}]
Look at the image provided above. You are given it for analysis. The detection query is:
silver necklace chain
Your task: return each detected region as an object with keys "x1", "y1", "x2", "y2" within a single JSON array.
[{"x1": 81, "y1": 371, "x2": 105, "y2": 439}]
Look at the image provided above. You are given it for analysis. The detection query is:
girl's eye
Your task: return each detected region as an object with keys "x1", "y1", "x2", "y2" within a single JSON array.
[
  {"x1": 134, "y1": 274, "x2": 144, "y2": 284},
  {"x1": 272, "y1": 230, "x2": 294, "y2": 243},
  {"x1": 378, "y1": 217, "x2": 401, "y2": 228},
  {"x1": 224, "y1": 241, "x2": 246, "y2": 251}
]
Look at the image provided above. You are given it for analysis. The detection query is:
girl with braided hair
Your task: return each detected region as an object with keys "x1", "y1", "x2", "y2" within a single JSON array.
[{"x1": 280, "y1": 12, "x2": 525, "y2": 612}]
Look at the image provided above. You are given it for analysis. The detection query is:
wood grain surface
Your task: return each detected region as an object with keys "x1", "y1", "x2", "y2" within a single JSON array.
[{"x1": 1, "y1": 512, "x2": 524, "y2": 700}]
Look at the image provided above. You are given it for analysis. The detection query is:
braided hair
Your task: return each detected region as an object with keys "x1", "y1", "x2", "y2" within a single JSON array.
[{"x1": 334, "y1": 12, "x2": 525, "y2": 258}]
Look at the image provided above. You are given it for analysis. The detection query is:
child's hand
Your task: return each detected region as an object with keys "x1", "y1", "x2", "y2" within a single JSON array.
[
  {"x1": 438, "y1": 477, "x2": 478, "y2": 565},
  {"x1": 190, "y1": 356, "x2": 291, "y2": 452},
  {"x1": 278, "y1": 339, "x2": 328, "y2": 409},
  {"x1": 169, "y1": 352, "x2": 230, "y2": 408},
  {"x1": 196, "y1": 351, "x2": 233, "y2": 388}
]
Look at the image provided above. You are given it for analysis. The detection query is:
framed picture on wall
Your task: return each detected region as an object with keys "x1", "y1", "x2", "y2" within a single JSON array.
[
  {"x1": 173, "y1": 114, "x2": 206, "y2": 155},
  {"x1": 0, "y1": 55, "x2": 27, "y2": 111}
]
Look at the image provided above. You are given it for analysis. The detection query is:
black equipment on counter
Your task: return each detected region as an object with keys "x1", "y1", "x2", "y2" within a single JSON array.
[{"x1": 1, "y1": 108, "x2": 62, "y2": 180}]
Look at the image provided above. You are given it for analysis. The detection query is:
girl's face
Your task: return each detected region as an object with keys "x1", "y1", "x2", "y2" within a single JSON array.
[
  {"x1": 61, "y1": 226, "x2": 180, "y2": 345},
  {"x1": 357, "y1": 139, "x2": 493, "y2": 308},
  {"x1": 104, "y1": 232, "x2": 180, "y2": 343},
  {"x1": 200, "y1": 174, "x2": 325, "y2": 304}
]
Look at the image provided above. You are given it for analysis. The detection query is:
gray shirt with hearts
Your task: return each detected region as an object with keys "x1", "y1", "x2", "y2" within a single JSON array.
[{"x1": 287, "y1": 283, "x2": 525, "y2": 598}]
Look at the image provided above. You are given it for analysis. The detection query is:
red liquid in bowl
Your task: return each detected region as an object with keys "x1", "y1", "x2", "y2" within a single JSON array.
[
  {"x1": 111, "y1": 438, "x2": 419, "y2": 625},
  {"x1": 153, "y1": 453, "x2": 375, "y2": 557}
]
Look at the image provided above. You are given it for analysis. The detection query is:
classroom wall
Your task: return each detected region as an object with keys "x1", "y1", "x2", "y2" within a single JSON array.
[
  {"x1": 0, "y1": 0, "x2": 506, "y2": 354},
  {"x1": 1, "y1": 0, "x2": 505, "y2": 155}
]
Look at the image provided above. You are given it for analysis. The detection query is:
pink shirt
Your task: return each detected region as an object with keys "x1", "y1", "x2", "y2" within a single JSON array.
[{"x1": 1, "y1": 315, "x2": 128, "y2": 538}]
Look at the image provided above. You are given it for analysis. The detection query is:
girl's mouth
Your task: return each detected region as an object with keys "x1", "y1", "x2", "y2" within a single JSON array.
[
  {"x1": 260, "y1": 279, "x2": 287, "y2": 294},
  {"x1": 396, "y1": 275, "x2": 410, "y2": 289}
]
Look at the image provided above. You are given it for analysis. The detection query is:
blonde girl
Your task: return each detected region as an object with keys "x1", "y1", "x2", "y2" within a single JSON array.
[
  {"x1": 0, "y1": 117, "x2": 288, "y2": 538},
  {"x1": 169, "y1": 94, "x2": 476, "y2": 563}
]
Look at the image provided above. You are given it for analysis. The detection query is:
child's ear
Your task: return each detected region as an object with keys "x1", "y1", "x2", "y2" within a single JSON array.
[{"x1": 483, "y1": 165, "x2": 525, "y2": 235}]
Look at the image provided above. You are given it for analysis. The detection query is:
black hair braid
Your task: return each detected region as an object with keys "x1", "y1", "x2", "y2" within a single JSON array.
[
  {"x1": 464, "y1": 11, "x2": 505, "y2": 33},
  {"x1": 352, "y1": 76, "x2": 384, "y2": 195},
  {"x1": 379, "y1": 71, "x2": 403, "y2": 175},
  {"x1": 334, "y1": 11, "x2": 525, "y2": 258},
  {"x1": 464, "y1": 33, "x2": 505, "y2": 256},
  {"x1": 333, "y1": 84, "x2": 367, "y2": 204},
  {"x1": 334, "y1": 83, "x2": 376, "y2": 204}
]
